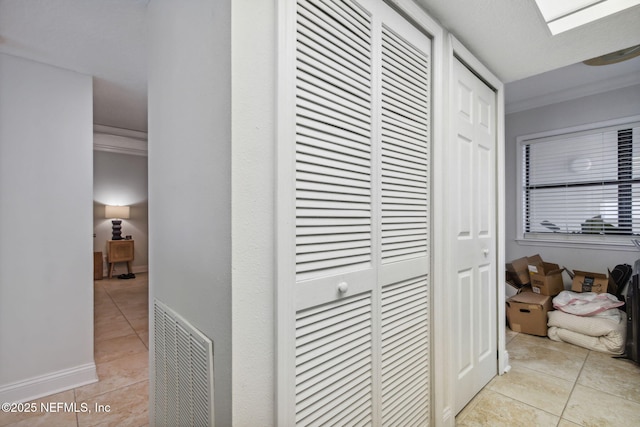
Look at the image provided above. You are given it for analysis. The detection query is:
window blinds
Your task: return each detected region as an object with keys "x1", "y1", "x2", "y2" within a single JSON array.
[{"x1": 522, "y1": 123, "x2": 640, "y2": 237}]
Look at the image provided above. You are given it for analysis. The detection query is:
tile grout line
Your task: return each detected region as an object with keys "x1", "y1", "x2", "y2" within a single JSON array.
[
  {"x1": 75, "y1": 379, "x2": 148, "y2": 403},
  {"x1": 90, "y1": 277, "x2": 150, "y2": 424},
  {"x1": 557, "y1": 349, "x2": 590, "y2": 425},
  {"x1": 100, "y1": 279, "x2": 148, "y2": 348},
  {"x1": 73, "y1": 388, "x2": 80, "y2": 427},
  {"x1": 504, "y1": 332, "x2": 584, "y2": 425},
  {"x1": 568, "y1": 372, "x2": 640, "y2": 406},
  {"x1": 486, "y1": 387, "x2": 562, "y2": 421}
]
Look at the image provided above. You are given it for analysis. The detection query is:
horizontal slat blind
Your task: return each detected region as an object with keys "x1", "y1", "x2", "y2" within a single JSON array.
[
  {"x1": 380, "y1": 26, "x2": 429, "y2": 264},
  {"x1": 523, "y1": 124, "x2": 640, "y2": 236},
  {"x1": 381, "y1": 276, "x2": 429, "y2": 425},
  {"x1": 295, "y1": 293, "x2": 373, "y2": 426},
  {"x1": 295, "y1": 0, "x2": 373, "y2": 281}
]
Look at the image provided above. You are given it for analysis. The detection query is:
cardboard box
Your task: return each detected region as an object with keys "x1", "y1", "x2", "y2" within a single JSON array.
[
  {"x1": 527, "y1": 255, "x2": 565, "y2": 296},
  {"x1": 506, "y1": 257, "x2": 530, "y2": 286},
  {"x1": 506, "y1": 291, "x2": 552, "y2": 336},
  {"x1": 506, "y1": 280, "x2": 531, "y2": 298},
  {"x1": 571, "y1": 270, "x2": 611, "y2": 294}
]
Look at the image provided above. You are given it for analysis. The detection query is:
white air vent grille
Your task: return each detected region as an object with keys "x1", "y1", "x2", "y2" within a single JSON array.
[
  {"x1": 295, "y1": 292, "x2": 373, "y2": 425},
  {"x1": 154, "y1": 299, "x2": 214, "y2": 427},
  {"x1": 381, "y1": 276, "x2": 429, "y2": 425}
]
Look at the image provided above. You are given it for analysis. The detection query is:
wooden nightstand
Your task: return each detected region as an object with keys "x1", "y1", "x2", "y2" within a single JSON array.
[{"x1": 107, "y1": 239, "x2": 134, "y2": 279}]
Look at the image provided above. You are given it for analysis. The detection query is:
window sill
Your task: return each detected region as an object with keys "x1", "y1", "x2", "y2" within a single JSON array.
[{"x1": 515, "y1": 234, "x2": 640, "y2": 252}]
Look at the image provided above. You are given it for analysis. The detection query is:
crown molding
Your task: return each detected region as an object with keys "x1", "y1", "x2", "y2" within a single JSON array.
[
  {"x1": 93, "y1": 125, "x2": 147, "y2": 156},
  {"x1": 93, "y1": 124, "x2": 147, "y2": 140},
  {"x1": 506, "y1": 71, "x2": 640, "y2": 114}
]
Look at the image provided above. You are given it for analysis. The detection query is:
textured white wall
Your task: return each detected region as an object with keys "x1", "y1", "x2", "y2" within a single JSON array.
[
  {"x1": 231, "y1": 0, "x2": 276, "y2": 425},
  {"x1": 0, "y1": 53, "x2": 95, "y2": 398},
  {"x1": 147, "y1": 1, "x2": 232, "y2": 425},
  {"x1": 93, "y1": 150, "x2": 148, "y2": 272},
  {"x1": 505, "y1": 84, "x2": 640, "y2": 276}
]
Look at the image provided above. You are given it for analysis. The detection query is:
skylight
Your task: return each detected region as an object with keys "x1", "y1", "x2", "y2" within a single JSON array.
[{"x1": 534, "y1": 0, "x2": 640, "y2": 35}]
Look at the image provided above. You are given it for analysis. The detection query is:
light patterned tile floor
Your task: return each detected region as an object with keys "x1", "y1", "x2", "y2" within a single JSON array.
[
  {"x1": 457, "y1": 326, "x2": 640, "y2": 426},
  {"x1": 4, "y1": 275, "x2": 640, "y2": 426},
  {"x1": 0, "y1": 273, "x2": 149, "y2": 427}
]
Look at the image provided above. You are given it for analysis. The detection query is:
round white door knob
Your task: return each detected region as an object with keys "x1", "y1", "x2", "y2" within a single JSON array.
[
  {"x1": 337, "y1": 282, "x2": 348, "y2": 293},
  {"x1": 483, "y1": 249, "x2": 489, "y2": 256}
]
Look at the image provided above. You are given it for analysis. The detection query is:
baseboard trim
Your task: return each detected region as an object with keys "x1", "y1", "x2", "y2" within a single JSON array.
[
  {"x1": 501, "y1": 350, "x2": 511, "y2": 374},
  {"x1": 100, "y1": 264, "x2": 148, "y2": 278},
  {"x1": 132, "y1": 265, "x2": 148, "y2": 275},
  {"x1": 0, "y1": 363, "x2": 98, "y2": 403},
  {"x1": 442, "y1": 406, "x2": 454, "y2": 426}
]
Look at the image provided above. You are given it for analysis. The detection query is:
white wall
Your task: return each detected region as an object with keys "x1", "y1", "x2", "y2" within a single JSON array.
[
  {"x1": 0, "y1": 53, "x2": 96, "y2": 401},
  {"x1": 93, "y1": 150, "x2": 148, "y2": 273},
  {"x1": 231, "y1": 0, "x2": 276, "y2": 425},
  {"x1": 505, "y1": 83, "x2": 640, "y2": 275},
  {"x1": 148, "y1": 1, "x2": 232, "y2": 426}
]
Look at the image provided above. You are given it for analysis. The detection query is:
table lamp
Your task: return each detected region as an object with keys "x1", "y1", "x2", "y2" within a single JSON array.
[{"x1": 105, "y1": 205, "x2": 130, "y2": 240}]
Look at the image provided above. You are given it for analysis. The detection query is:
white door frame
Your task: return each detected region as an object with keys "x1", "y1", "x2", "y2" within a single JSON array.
[{"x1": 433, "y1": 34, "x2": 507, "y2": 426}]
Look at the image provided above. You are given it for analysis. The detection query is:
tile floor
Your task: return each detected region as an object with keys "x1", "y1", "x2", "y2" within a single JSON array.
[
  {"x1": 0, "y1": 273, "x2": 149, "y2": 427},
  {"x1": 4, "y1": 275, "x2": 640, "y2": 426},
  {"x1": 456, "y1": 327, "x2": 640, "y2": 426}
]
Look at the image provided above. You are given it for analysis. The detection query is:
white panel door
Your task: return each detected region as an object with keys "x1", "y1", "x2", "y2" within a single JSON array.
[
  {"x1": 451, "y1": 58, "x2": 497, "y2": 414},
  {"x1": 278, "y1": 0, "x2": 432, "y2": 425}
]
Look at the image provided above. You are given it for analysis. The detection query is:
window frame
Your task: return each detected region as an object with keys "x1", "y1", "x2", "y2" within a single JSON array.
[{"x1": 516, "y1": 114, "x2": 640, "y2": 251}]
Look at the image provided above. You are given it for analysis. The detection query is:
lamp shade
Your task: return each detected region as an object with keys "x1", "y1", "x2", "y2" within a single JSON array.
[{"x1": 105, "y1": 205, "x2": 130, "y2": 219}]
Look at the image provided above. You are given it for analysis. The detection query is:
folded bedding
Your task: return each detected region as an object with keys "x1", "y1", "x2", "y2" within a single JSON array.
[
  {"x1": 552, "y1": 291, "x2": 624, "y2": 317},
  {"x1": 547, "y1": 308, "x2": 626, "y2": 354}
]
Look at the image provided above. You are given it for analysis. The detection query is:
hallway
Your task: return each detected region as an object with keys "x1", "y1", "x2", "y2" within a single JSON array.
[{"x1": 0, "y1": 273, "x2": 149, "y2": 427}]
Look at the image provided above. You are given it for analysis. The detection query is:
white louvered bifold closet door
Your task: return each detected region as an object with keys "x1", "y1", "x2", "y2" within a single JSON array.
[{"x1": 280, "y1": 0, "x2": 431, "y2": 425}]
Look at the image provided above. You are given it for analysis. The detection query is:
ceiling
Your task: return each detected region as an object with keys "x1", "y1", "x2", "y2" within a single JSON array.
[
  {"x1": 0, "y1": 0, "x2": 639, "y2": 133},
  {"x1": 0, "y1": 0, "x2": 148, "y2": 132}
]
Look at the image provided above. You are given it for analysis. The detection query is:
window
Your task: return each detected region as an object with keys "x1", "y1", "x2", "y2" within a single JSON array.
[{"x1": 518, "y1": 116, "x2": 640, "y2": 246}]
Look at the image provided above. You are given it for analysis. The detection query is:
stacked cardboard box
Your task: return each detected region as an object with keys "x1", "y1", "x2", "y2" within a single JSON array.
[
  {"x1": 505, "y1": 255, "x2": 619, "y2": 337},
  {"x1": 527, "y1": 255, "x2": 565, "y2": 296},
  {"x1": 506, "y1": 254, "x2": 565, "y2": 296},
  {"x1": 506, "y1": 291, "x2": 552, "y2": 336},
  {"x1": 570, "y1": 270, "x2": 615, "y2": 294},
  {"x1": 505, "y1": 254, "x2": 566, "y2": 336},
  {"x1": 506, "y1": 257, "x2": 530, "y2": 287}
]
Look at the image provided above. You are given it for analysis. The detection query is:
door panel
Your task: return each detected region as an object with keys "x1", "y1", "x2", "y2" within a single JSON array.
[
  {"x1": 295, "y1": 292, "x2": 374, "y2": 425},
  {"x1": 452, "y1": 58, "x2": 497, "y2": 414},
  {"x1": 456, "y1": 268, "x2": 473, "y2": 376},
  {"x1": 457, "y1": 135, "x2": 473, "y2": 237},
  {"x1": 380, "y1": 25, "x2": 429, "y2": 267},
  {"x1": 479, "y1": 264, "x2": 492, "y2": 358},
  {"x1": 381, "y1": 276, "x2": 429, "y2": 425},
  {"x1": 280, "y1": 0, "x2": 433, "y2": 424},
  {"x1": 295, "y1": 0, "x2": 373, "y2": 285}
]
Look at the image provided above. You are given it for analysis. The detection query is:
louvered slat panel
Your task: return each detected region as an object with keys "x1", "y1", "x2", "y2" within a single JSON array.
[
  {"x1": 296, "y1": 0, "x2": 373, "y2": 281},
  {"x1": 381, "y1": 276, "x2": 429, "y2": 426},
  {"x1": 154, "y1": 310, "x2": 168, "y2": 426},
  {"x1": 154, "y1": 300, "x2": 214, "y2": 427},
  {"x1": 295, "y1": 292, "x2": 373, "y2": 426},
  {"x1": 380, "y1": 26, "x2": 429, "y2": 264}
]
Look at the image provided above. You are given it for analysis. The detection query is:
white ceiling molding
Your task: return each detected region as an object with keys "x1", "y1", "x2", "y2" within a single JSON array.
[
  {"x1": 506, "y1": 70, "x2": 640, "y2": 114},
  {"x1": 534, "y1": 0, "x2": 640, "y2": 35},
  {"x1": 93, "y1": 124, "x2": 147, "y2": 141},
  {"x1": 93, "y1": 125, "x2": 147, "y2": 156}
]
